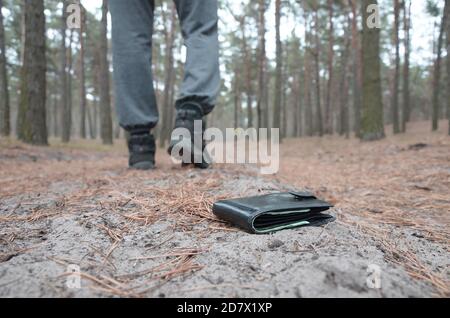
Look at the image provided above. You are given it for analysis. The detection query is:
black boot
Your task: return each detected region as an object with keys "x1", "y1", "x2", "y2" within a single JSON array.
[
  {"x1": 168, "y1": 103, "x2": 211, "y2": 169},
  {"x1": 128, "y1": 132, "x2": 156, "y2": 170}
]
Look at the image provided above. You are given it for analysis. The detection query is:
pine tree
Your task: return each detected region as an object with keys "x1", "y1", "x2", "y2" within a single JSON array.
[
  {"x1": 0, "y1": 0, "x2": 9, "y2": 137},
  {"x1": 17, "y1": 0, "x2": 47, "y2": 145},
  {"x1": 99, "y1": 0, "x2": 113, "y2": 145},
  {"x1": 360, "y1": 0, "x2": 385, "y2": 141}
]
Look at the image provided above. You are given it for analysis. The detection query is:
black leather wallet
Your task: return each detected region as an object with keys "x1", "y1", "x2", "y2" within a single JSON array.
[{"x1": 213, "y1": 192, "x2": 334, "y2": 234}]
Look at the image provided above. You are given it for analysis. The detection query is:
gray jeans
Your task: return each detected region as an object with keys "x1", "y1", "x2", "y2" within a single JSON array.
[{"x1": 109, "y1": 0, "x2": 220, "y2": 131}]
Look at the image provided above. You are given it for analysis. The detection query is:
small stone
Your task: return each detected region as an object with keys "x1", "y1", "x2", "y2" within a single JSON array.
[{"x1": 268, "y1": 239, "x2": 284, "y2": 249}]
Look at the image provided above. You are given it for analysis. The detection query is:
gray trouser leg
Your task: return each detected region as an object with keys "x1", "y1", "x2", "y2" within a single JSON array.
[
  {"x1": 109, "y1": 0, "x2": 157, "y2": 130},
  {"x1": 173, "y1": 0, "x2": 221, "y2": 115},
  {"x1": 110, "y1": 0, "x2": 220, "y2": 130}
]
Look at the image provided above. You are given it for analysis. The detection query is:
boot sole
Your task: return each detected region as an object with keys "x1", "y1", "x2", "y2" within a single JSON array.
[{"x1": 130, "y1": 161, "x2": 155, "y2": 171}]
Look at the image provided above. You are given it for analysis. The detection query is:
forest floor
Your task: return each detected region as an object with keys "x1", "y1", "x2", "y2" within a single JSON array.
[{"x1": 0, "y1": 121, "x2": 448, "y2": 298}]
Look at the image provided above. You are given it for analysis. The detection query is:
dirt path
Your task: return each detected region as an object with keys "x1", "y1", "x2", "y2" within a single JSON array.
[{"x1": 0, "y1": 124, "x2": 448, "y2": 298}]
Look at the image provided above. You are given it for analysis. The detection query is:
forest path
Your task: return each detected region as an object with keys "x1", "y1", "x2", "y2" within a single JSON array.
[{"x1": 0, "y1": 122, "x2": 448, "y2": 297}]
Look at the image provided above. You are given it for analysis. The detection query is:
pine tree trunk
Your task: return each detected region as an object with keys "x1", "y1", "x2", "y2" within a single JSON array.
[
  {"x1": 79, "y1": 5, "x2": 87, "y2": 139},
  {"x1": 233, "y1": 65, "x2": 241, "y2": 129},
  {"x1": 339, "y1": 20, "x2": 351, "y2": 138},
  {"x1": 52, "y1": 91, "x2": 58, "y2": 137},
  {"x1": 92, "y1": 49, "x2": 100, "y2": 139},
  {"x1": 60, "y1": 2, "x2": 70, "y2": 143},
  {"x1": 257, "y1": 0, "x2": 267, "y2": 129},
  {"x1": 313, "y1": 8, "x2": 323, "y2": 137},
  {"x1": 325, "y1": 0, "x2": 334, "y2": 135},
  {"x1": 445, "y1": 0, "x2": 450, "y2": 135},
  {"x1": 282, "y1": 62, "x2": 287, "y2": 138},
  {"x1": 87, "y1": 101, "x2": 94, "y2": 139},
  {"x1": 401, "y1": 0, "x2": 411, "y2": 133},
  {"x1": 242, "y1": 22, "x2": 253, "y2": 129},
  {"x1": 432, "y1": 1, "x2": 447, "y2": 131},
  {"x1": 360, "y1": 0, "x2": 385, "y2": 141},
  {"x1": 99, "y1": 0, "x2": 113, "y2": 145},
  {"x1": 67, "y1": 31, "x2": 73, "y2": 140},
  {"x1": 0, "y1": 0, "x2": 10, "y2": 137},
  {"x1": 350, "y1": 0, "x2": 362, "y2": 138},
  {"x1": 93, "y1": 99, "x2": 98, "y2": 139},
  {"x1": 391, "y1": 0, "x2": 401, "y2": 134},
  {"x1": 292, "y1": 73, "x2": 299, "y2": 137},
  {"x1": 17, "y1": 0, "x2": 47, "y2": 145},
  {"x1": 304, "y1": 17, "x2": 313, "y2": 137},
  {"x1": 273, "y1": 0, "x2": 282, "y2": 138},
  {"x1": 159, "y1": 4, "x2": 176, "y2": 148}
]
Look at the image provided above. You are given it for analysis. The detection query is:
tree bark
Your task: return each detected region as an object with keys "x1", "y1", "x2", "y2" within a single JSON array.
[
  {"x1": 91, "y1": 48, "x2": 100, "y2": 139},
  {"x1": 360, "y1": 0, "x2": 385, "y2": 141},
  {"x1": 304, "y1": 16, "x2": 313, "y2": 137},
  {"x1": 99, "y1": 0, "x2": 113, "y2": 145},
  {"x1": 233, "y1": 65, "x2": 241, "y2": 129},
  {"x1": 52, "y1": 90, "x2": 58, "y2": 137},
  {"x1": 350, "y1": 0, "x2": 362, "y2": 137},
  {"x1": 313, "y1": 7, "x2": 323, "y2": 137},
  {"x1": 0, "y1": 0, "x2": 10, "y2": 136},
  {"x1": 339, "y1": 17, "x2": 351, "y2": 138},
  {"x1": 282, "y1": 57, "x2": 287, "y2": 138},
  {"x1": 292, "y1": 72, "x2": 300, "y2": 137},
  {"x1": 17, "y1": 0, "x2": 47, "y2": 145},
  {"x1": 444, "y1": 0, "x2": 450, "y2": 136},
  {"x1": 67, "y1": 30, "x2": 74, "y2": 140},
  {"x1": 273, "y1": 0, "x2": 282, "y2": 138},
  {"x1": 445, "y1": 0, "x2": 450, "y2": 135},
  {"x1": 60, "y1": 2, "x2": 70, "y2": 143},
  {"x1": 257, "y1": 0, "x2": 267, "y2": 129},
  {"x1": 242, "y1": 18, "x2": 253, "y2": 129},
  {"x1": 432, "y1": 4, "x2": 447, "y2": 131},
  {"x1": 401, "y1": 0, "x2": 411, "y2": 133},
  {"x1": 391, "y1": 0, "x2": 401, "y2": 134},
  {"x1": 325, "y1": 0, "x2": 334, "y2": 135},
  {"x1": 79, "y1": 4, "x2": 87, "y2": 139},
  {"x1": 159, "y1": 3, "x2": 176, "y2": 148}
]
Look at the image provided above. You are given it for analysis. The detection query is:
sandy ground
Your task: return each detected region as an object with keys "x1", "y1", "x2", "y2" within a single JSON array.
[{"x1": 0, "y1": 122, "x2": 448, "y2": 298}]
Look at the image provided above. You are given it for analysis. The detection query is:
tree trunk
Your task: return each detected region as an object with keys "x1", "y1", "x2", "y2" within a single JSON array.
[
  {"x1": 159, "y1": 3, "x2": 176, "y2": 148},
  {"x1": 0, "y1": 0, "x2": 10, "y2": 136},
  {"x1": 273, "y1": 0, "x2": 282, "y2": 138},
  {"x1": 350, "y1": 0, "x2": 362, "y2": 137},
  {"x1": 242, "y1": 20, "x2": 253, "y2": 129},
  {"x1": 360, "y1": 0, "x2": 385, "y2": 141},
  {"x1": 391, "y1": 0, "x2": 401, "y2": 134},
  {"x1": 282, "y1": 60, "x2": 287, "y2": 138},
  {"x1": 401, "y1": 0, "x2": 411, "y2": 133},
  {"x1": 79, "y1": 4, "x2": 87, "y2": 139},
  {"x1": 67, "y1": 30, "x2": 74, "y2": 140},
  {"x1": 52, "y1": 91, "x2": 58, "y2": 137},
  {"x1": 87, "y1": 100, "x2": 94, "y2": 139},
  {"x1": 313, "y1": 8, "x2": 323, "y2": 137},
  {"x1": 292, "y1": 73, "x2": 299, "y2": 137},
  {"x1": 325, "y1": 0, "x2": 334, "y2": 135},
  {"x1": 233, "y1": 66, "x2": 241, "y2": 129},
  {"x1": 432, "y1": 2, "x2": 447, "y2": 131},
  {"x1": 60, "y1": 2, "x2": 70, "y2": 143},
  {"x1": 257, "y1": 0, "x2": 267, "y2": 129},
  {"x1": 91, "y1": 48, "x2": 100, "y2": 139},
  {"x1": 17, "y1": 0, "x2": 47, "y2": 145},
  {"x1": 93, "y1": 99, "x2": 98, "y2": 139},
  {"x1": 99, "y1": 0, "x2": 113, "y2": 145},
  {"x1": 339, "y1": 18, "x2": 351, "y2": 138},
  {"x1": 304, "y1": 17, "x2": 313, "y2": 137},
  {"x1": 445, "y1": 0, "x2": 450, "y2": 135}
]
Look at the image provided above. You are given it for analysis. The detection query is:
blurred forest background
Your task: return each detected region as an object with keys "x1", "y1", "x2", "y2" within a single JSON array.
[{"x1": 0, "y1": 0, "x2": 449, "y2": 147}]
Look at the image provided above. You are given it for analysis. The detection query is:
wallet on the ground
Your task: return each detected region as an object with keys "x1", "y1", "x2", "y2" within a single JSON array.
[{"x1": 213, "y1": 192, "x2": 335, "y2": 234}]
